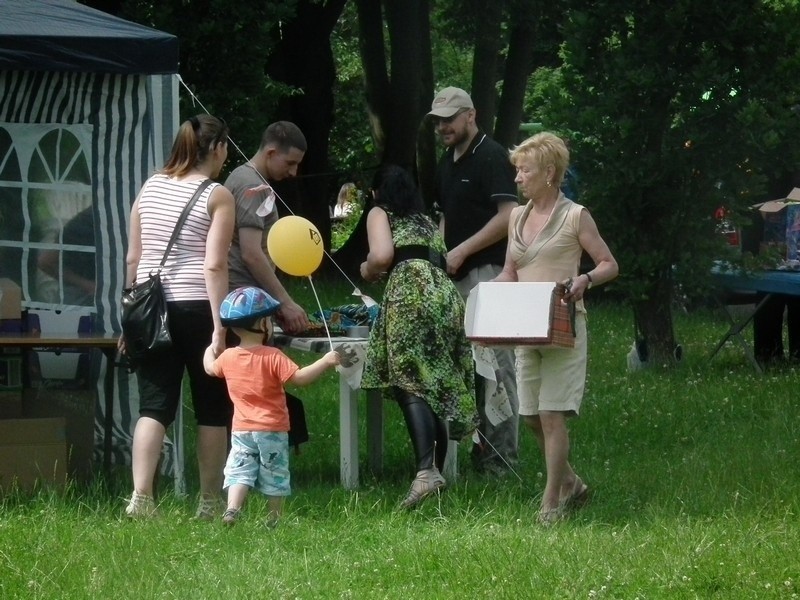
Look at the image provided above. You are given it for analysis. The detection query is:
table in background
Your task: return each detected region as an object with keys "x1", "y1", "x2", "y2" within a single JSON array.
[
  {"x1": 274, "y1": 333, "x2": 382, "y2": 490},
  {"x1": 709, "y1": 267, "x2": 800, "y2": 372},
  {"x1": 0, "y1": 331, "x2": 119, "y2": 474}
]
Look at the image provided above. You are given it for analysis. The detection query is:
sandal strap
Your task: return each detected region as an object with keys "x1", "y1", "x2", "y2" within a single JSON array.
[{"x1": 400, "y1": 471, "x2": 445, "y2": 509}]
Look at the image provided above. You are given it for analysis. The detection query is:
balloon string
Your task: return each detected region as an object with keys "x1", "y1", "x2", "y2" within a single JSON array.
[
  {"x1": 178, "y1": 76, "x2": 365, "y2": 303},
  {"x1": 306, "y1": 275, "x2": 334, "y2": 351}
]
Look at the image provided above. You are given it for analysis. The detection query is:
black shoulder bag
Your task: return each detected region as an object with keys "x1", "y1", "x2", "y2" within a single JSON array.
[{"x1": 121, "y1": 179, "x2": 213, "y2": 365}]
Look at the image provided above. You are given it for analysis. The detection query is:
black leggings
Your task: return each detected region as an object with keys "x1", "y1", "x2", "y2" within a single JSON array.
[{"x1": 396, "y1": 391, "x2": 448, "y2": 472}]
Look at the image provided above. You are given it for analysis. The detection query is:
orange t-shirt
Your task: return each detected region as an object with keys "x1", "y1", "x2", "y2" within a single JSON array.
[{"x1": 209, "y1": 346, "x2": 299, "y2": 432}]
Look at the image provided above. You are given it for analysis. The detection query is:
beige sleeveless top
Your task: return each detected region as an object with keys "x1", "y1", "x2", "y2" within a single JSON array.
[{"x1": 509, "y1": 193, "x2": 586, "y2": 312}]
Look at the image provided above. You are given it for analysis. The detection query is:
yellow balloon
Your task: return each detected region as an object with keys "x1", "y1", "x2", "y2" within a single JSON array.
[{"x1": 267, "y1": 215, "x2": 324, "y2": 276}]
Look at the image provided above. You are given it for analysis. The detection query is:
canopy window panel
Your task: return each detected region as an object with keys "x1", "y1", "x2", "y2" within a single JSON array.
[{"x1": 0, "y1": 123, "x2": 95, "y2": 308}]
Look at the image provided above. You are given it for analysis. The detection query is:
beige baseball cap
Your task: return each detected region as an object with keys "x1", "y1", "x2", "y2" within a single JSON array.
[{"x1": 428, "y1": 87, "x2": 474, "y2": 118}]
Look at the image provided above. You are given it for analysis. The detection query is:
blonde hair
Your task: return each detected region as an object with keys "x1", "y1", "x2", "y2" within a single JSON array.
[
  {"x1": 337, "y1": 182, "x2": 356, "y2": 204},
  {"x1": 510, "y1": 132, "x2": 570, "y2": 187}
]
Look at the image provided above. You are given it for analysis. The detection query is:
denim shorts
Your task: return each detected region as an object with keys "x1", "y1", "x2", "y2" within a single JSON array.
[{"x1": 224, "y1": 431, "x2": 291, "y2": 497}]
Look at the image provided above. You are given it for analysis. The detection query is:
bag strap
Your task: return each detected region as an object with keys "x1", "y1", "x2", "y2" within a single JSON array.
[{"x1": 156, "y1": 179, "x2": 213, "y2": 270}]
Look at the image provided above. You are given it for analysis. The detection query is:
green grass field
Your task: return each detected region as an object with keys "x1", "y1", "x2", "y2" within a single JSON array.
[{"x1": 2, "y1": 281, "x2": 799, "y2": 599}]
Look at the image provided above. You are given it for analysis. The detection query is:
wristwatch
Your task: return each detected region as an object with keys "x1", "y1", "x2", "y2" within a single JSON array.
[{"x1": 585, "y1": 273, "x2": 593, "y2": 289}]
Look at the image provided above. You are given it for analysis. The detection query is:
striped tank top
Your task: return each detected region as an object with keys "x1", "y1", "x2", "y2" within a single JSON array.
[{"x1": 135, "y1": 174, "x2": 219, "y2": 302}]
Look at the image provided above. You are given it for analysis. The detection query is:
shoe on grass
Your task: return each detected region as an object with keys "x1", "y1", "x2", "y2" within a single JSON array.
[
  {"x1": 195, "y1": 496, "x2": 225, "y2": 521},
  {"x1": 222, "y1": 508, "x2": 240, "y2": 526},
  {"x1": 125, "y1": 491, "x2": 157, "y2": 518},
  {"x1": 537, "y1": 506, "x2": 565, "y2": 527},
  {"x1": 560, "y1": 478, "x2": 590, "y2": 511},
  {"x1": 399, "y1": 468, "x2": 445, "y2": 510}
]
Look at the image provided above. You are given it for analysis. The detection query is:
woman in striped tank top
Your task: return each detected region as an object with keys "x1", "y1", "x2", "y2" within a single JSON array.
[{"x1": 123, "y1": 114, "x2": 235, "y2": 520}]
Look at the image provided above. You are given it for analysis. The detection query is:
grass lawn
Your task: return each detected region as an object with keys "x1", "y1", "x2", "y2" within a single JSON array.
[{"x1": 2, "y1": 279, "x2": 799, "y2": 599}]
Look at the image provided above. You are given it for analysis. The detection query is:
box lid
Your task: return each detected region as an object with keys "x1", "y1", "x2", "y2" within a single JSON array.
[
  {"x1": 465, "y1": 281, "x2": 557, "y2": 343},
  {"x1": 757, "y1": 200, "x2": 792, "y2": 214},
  {"x1": 755, "y1": 188, "x2": 800, "y2": 213}
]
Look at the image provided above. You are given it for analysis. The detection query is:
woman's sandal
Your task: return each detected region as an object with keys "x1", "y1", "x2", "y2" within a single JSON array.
[
  {"x1": 537, "y1": 506, "x2": 564, "y2": 526},
  {"x1": 537, "y1": 479, "x2": 590, "y2": 525},
  {"x1": 562, "y1": 478, "x2": 590, "y2": 510},
  {"x1": 399, "y1": 469, "x2": 446, "y2": 510}
]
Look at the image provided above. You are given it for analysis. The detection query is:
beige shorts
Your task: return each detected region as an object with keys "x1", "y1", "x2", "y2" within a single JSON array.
[{"x1": 515, "y1": 313, "x2": 587, "y2": 416}]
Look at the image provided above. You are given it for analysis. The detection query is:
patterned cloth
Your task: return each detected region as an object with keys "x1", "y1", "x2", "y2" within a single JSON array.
[
  {"x1": 311, "y1": 303, "x2": 380, "y2": 332},
  {"x1": 471, "y1": 345, "x2": 514, "y2": 427},
  {"x1": 360, "y1": 212, "x2": 477, "y2": 439}
]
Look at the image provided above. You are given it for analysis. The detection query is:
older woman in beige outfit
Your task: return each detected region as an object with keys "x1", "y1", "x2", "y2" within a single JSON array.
[{"x1": 493, "y1": 132, "x2": 618, "y2": 524}]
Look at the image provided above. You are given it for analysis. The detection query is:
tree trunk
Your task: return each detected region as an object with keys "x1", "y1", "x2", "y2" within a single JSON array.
[
  {"x1": 632, "y1": 274, "x2": 678, "y2": 367},
  {"x1": 383, "y1": 0, "x2": 429, "y2": 169},
  {"x1": 357, "y1": 0, "x2": 390, "y2": 158},
  {"x1": 267, "y1": 0, "x2": 347, "y2": 252},
  {"x1": 337, "y1": 0, "x2": 434, "y2": 276},
  {"x1": 469, "y1": 0, "x2": 505, "y2": 132},
  {"x1": 415, "y1": 0, "x2": 436, "y2": 208},
  {"x1": 493, "y1": 15, "x2": 536, "y2": 147}
]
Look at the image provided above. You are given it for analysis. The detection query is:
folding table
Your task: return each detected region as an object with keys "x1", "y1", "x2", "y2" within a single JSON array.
[
  {"x1": 274, "y1": 333, "x2": 380, "y2": 490},
  {"x1": 709, "y1": 265, "x2": 800, "y2": 372}
]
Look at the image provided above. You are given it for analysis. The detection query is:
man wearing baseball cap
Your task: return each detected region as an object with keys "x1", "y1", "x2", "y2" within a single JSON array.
[{"x1": 428, "y1": 86, "x2": 520, "y2": 477}]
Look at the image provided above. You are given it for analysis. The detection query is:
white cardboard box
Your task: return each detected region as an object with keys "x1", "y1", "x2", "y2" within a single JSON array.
[{"x1": 465, "y1": 281, "x2": 572, "y2": 346}]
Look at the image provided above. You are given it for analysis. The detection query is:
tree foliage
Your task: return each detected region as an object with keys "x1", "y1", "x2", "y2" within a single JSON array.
[
  {"x1": 328, "y1": 0, "x2": 545, "y2": 276},
  {"x1": 79, "y1": 0, "x2": 800, "y2": 365},
  {"x1": 120, "y1": 0, "x2": 297, "y2": 155},
  {"x1": 113, "y1": 0, "x2": 347, "y2": 253},
  {"x1": 539, "y1": 0, "x2": 800, "y2": 364}
]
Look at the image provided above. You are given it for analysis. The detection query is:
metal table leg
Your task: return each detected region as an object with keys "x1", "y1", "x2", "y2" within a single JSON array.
[{"x1": 709, "y1": 293, "x2": 771, "y2": 373}]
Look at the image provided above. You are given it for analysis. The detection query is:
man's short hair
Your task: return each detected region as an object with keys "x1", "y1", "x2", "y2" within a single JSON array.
[{"x1": 260, "y1": 121, "x2": 307, "y2": 153}]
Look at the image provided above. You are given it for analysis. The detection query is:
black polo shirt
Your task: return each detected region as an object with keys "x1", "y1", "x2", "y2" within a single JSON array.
[{"x1": 434, "y1": 131, "x2": 518, "y2": 280}]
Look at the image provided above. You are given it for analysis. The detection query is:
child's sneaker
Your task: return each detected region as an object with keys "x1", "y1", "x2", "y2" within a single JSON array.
[
  {"x1": 195, "y1": 496, "x2": 225, "y2": 521},
  {"x1": 222, "y1": 508, "x2": 240, "y2": 526},
  {"x1": 125, "y1": 491, "x2": 157, "y2": 518}
]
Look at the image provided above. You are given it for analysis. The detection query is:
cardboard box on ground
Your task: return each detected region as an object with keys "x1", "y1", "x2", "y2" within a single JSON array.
[
  {"x1": 0, "y1": 380, "x2": 94, "y2": 487},
  {"x1": 0, "y1": 390, "x2": 22, "y2": 418},
  {"x1": 0, "y1": 417, "x2": 68, "y2": 493},
  {"x1": 21, "y1": 385, "x2": 95, "y2": 484},
  {"x1": 1, "y1": 280, "x2": 95, "y2": 486},
  {"x1": 755, "y1": 187, "x2": 800, "y2": 260},
  {"x1": 21, "y1": 311, "x2": 98, "y2": 483}
]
